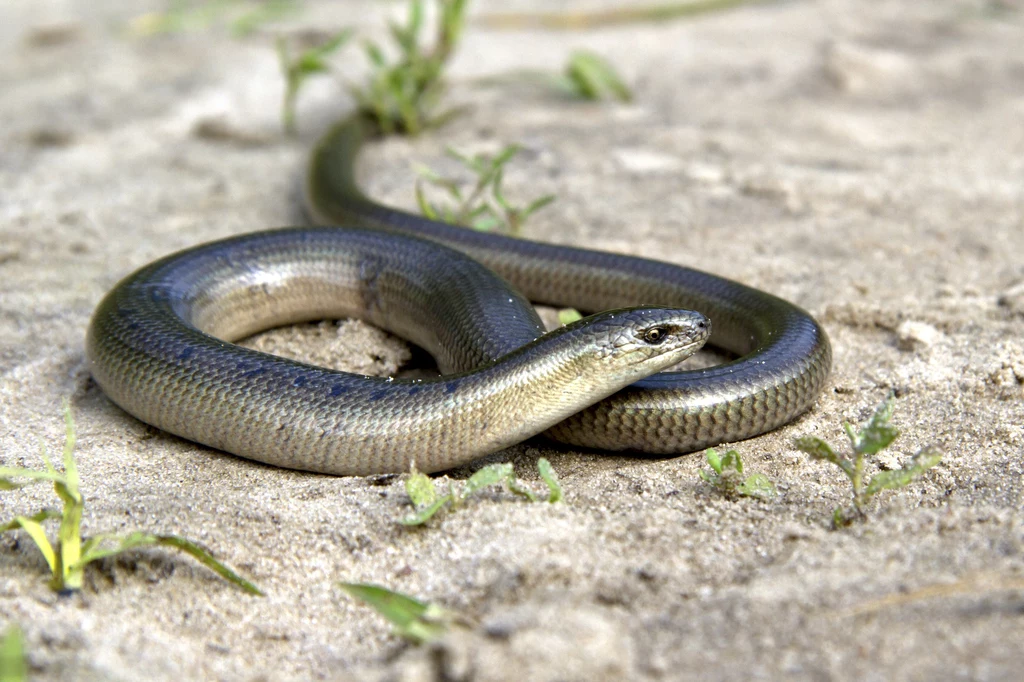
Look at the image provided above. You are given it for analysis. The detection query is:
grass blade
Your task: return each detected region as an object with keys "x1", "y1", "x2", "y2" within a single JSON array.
[
  {"x1": 721, "y1": 449, "x2": 742, "y2": 473},
  {"x1": 566, "y1": 50, "x2": 633, "y2": 101},
  {"x1": 76, "y1": 532, "x2": 263, "y2": 595},
  {"x1": 150, "y1": 534, "x2": 263, "y2": 595},
  {"x1": 54, "y1": 489, "x2": 84, "y2": 590},
  {"x1": 6, "y1": 517, "x2": 57, "y2": 574},
  {"x1": 506, "y1": 477, "x2": 539, "y2": 502},
  {"x1": 0, "y1": 624, "x2": 26, "y2": 682},
  {"x1": 0, "y1": 468, "x2": 66, "y2": 488},
  {"x1": 0, "y1": 509, "x2": 61, "y2": 533},
  {"x1": 523, "y1": 194, "x2": 556, "y2": 217},
  {"x1": 537, "y1": 458, "x2": 563, "y2": 503},
  {"x1": 704, "y1": 448, "x2": 723, "y2": 474},
  {"x1": 463, "y1": 463, "x2": 513, "y2": 497},
  {"x1": 400, "y1": 496, "x2": 451, "y2": 526},
  {"x1": 339, "y1": 582, "x2": 450, "y2": 644}
]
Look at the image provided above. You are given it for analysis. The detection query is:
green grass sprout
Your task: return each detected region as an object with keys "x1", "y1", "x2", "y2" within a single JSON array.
[
  {"x1": 415, "y1": 145, "x2": 555, "y2": 234},
  {"x1": 401, "y1": 458, "x2": 562, "y2": 525},
  {"x1": 699, "y1": 448, "x2": 776, "y2": 499},
  {"x1": 562, "y1": 50, "x2": 633, "y2": 101},
  {"x1": 338, "y1": 583, "x2": 455, "y2": 644},
  {"x1": 348, "y1": 0, "x2": 470, "y2": 135},
  {"x1": 475, "y1": 49, "x2": 632, "y2": 103},
  {"x1": 0, "y1": 402, "x2": 262, "y2": 595},
  {"x1": 0, "y1": 625, "x2": 25, "y2": 682},
  {"x1": 794, "y1": 393, "x2": 943, "y2": 527},
  {"x1": 536, "y1": 458, "x2": 564, "y2": 503},
  {"x1": 556, "y1": 308, "x2": 584, "y2": 325},
  {"x1": 277, "y1": 29, "x2": 354, "y2": 135},
  {"x1": 275, "y1": 0, "x2": 469, "y2": 135}
]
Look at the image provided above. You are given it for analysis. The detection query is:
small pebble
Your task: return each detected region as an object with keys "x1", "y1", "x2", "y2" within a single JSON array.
[
  {"x1": 896, "y1": 320, "x2": 942, "y2": 351},
  {"x1": 822, "y1": 41, "x2": 918, "y2": 94},
  {"x1": 997, "y1": 281, "x2": 1024, "y2": 316}
]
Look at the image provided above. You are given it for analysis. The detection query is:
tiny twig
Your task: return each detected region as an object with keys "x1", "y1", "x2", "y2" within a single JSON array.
[{"x1": 838, "y1": 573, "x2": 1024, "y2": 617}]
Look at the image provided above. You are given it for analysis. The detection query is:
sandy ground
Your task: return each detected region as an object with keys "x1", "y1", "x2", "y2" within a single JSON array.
[{"x1": 2, "y1": 0, "x2": 1024, "y2": 680}]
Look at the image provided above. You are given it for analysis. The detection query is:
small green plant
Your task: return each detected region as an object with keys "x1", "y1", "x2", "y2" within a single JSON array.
[
  {"x1": 350, "y1": 0, "x2": 470, "y2": 135},
  {"x1": 0, "y1": 403, "x2": 261, "y2": 595},
  {"x1": 276, "y1": 0, "x2": 468, "y2": 136},
  {"x1": 401, "y1": 458, "x2": 562, "y2": 525},
  {"x1": 338, "y1": 583, "x2": 456, "y2": 644},
  {"x1": 415, "y1": 145, "x2": 556, "y2": 234},
  {"x1": 277, "y1": 29, "x2": 354, "y2": 135},
  {"x1": 699, "y1": 448, "x2": 776, "y2": 499},
  {"x1": 477, "y1": 49, "x2": 632, "y2": 102},
  {"x1": 557, "y1": 308, "x2": 584, "y2": 325},
  {"x1": 794, "y1": 393, "x2": 943, "y2": 527},
  {"x1": 0, "y1": 625, "x2": 25, "y2": 682},
  {"x1": 560, "y1": 50, "x2": 633, "y2": 102}
]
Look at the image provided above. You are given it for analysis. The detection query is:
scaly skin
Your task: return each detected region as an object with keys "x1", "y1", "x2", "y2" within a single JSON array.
[{"x1": 87, "y1": 228, "x2": 709, "y2": 474}]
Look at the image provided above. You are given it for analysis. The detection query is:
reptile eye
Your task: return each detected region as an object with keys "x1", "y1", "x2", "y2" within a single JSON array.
[{"x1": 642, "y1": 327, "x2": 667, "y2": 344}]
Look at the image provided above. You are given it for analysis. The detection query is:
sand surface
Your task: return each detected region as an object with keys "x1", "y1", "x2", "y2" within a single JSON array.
[{"x1": 2, "y1": 1, "x2": 1023, "y2": 680}]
